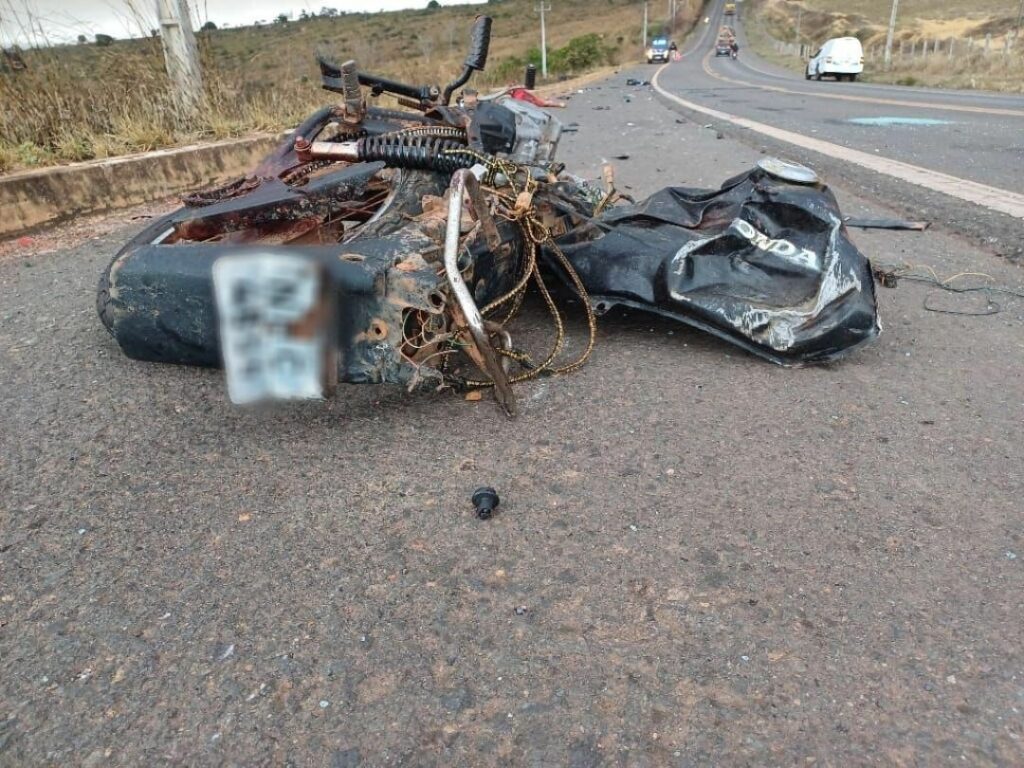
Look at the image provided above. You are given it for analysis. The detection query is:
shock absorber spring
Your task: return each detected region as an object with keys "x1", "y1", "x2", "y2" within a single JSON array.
[
  {"x1": 357, "y1": 134, "x2": 476, "y2": 173},
  {"x1": 385, "y1": 125, "x2": 468, "y2": 142}
]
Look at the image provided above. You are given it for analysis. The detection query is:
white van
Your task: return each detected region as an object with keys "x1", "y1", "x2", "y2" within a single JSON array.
[{"x1": 806, "y1": 37, "x2": 864, "y2": 81}]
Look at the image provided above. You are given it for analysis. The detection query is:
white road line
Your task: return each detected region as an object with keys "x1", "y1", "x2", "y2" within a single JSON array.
[
  {"x1": 651, "y1": 65, "x2": 1024, "y2": 221},
  {"x1": 704, "y1": 57, "x2": 1024, "y2": 119},
  {"x1": 694, "y1": 1, "x2": 1024, "y2": 117},
  {"x1": 721, "y1": 25, "x2": 1024, "y2": 118}
]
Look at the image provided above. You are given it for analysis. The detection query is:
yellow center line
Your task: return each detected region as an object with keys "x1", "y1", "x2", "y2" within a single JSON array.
[{"x1": 651, "y1": 63, "x2": 1024, "y2": 220}]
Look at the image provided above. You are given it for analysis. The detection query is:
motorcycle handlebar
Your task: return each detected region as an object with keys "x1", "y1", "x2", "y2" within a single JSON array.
[
  {"x1": 319, "y1": 16, "x2": 492, "y2": 107},
  {"x1": 464, "y1": 15, "x2": 492, "y2": 72},
  {"x1": 442, "y1": 15, "x2": 493, "y2": 105}
]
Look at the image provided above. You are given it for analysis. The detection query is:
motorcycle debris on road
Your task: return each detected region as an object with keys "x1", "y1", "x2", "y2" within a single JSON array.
[{"x1": 98, "y1": 17, "x2": 881, "y2": 416}]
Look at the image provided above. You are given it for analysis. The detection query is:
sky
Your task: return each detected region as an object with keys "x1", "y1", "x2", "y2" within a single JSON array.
[{"x1": 1, "y1": 0, "x2": 485, "y2": 46}]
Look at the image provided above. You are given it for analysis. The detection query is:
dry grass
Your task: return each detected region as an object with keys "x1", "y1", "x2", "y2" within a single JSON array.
[
  {"x1": 865, "y1": 49, "x2": 1024, "y2": 90},
  {"x1": 746, "y1": 0, "x2": 1024, "y2": 92},
  {"x1": 0, "y1": 0, "x2": 702, "y2": 174},
  {"x1": 798, "y1": 0, "x2": 1016, "y2": 21}
]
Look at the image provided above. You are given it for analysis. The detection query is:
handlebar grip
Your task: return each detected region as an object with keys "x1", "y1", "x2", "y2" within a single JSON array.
[{"x1": 464, "y1": 15, "x2": 492, "y2": 71}]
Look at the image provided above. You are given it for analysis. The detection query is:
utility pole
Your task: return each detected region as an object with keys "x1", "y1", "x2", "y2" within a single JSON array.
[
  {"x1": 157, "y1": 0, "x2": 203, "y2": 115},
  {"x1": 1016, "y1": 0, "x2": 1023, "y2": 37},
  {"x1": 883, "y1": 0, "x2": 899, "y2": 68},
  {"x1": 642, "y1": 1, "x2": 648, "y2": 49},
  {"x1": 535, "y1": 1, "x2": 551, "y2": 79}
]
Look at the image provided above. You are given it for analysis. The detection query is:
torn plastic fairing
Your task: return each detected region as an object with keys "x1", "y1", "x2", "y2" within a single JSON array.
[{"x1": 554, "y1": 165, "x2": 880, "y2": 365}]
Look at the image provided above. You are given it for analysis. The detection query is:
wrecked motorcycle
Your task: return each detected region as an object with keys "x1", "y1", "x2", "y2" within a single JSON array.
[{"x1": 98, "y1": 16, "x2": 880, "y2": 416}]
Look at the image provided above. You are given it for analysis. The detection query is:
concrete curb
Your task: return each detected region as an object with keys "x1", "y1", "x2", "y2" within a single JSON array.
[
  {"x1": 0, "y1": 67, "x2": 621, "y2": 241},
  {"x1": 0, "y1": 135, "x2": 280, "y2": 239}
]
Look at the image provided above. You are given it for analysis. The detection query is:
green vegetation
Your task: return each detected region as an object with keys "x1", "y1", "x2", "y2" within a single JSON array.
[
  {"x1": 492, "y1": 33, "x2": 620, "y2": 80},
  {"x1": 0, "y1": 0, "x2": 702, "y2": 174}
]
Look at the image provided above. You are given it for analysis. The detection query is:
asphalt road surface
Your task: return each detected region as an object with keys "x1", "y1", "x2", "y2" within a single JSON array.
[
  {"x1": 2, "y1": 60, "x2": 1024, "y2": 768},
  {"x1": 652, "y1": 1, "x2": 1024, "y2": 260}
]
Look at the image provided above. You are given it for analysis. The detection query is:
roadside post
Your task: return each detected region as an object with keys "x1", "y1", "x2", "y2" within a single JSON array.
[
  {"x1": 642, "y1": 1, "x2": 648, "y2": 50},
  {"x1": 883, "y1": 0, "x2": 899, "y2": 68},
  {"x1": 535, "y1": 1, "x2": 552, "y2": 79},
  {"x1": 157, "y1": 0, "x2": 203, "y2": 116}
]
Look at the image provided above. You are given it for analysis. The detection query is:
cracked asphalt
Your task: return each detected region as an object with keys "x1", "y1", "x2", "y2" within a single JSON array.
[{"x1": 2, "y1": 72, "x2": 1023, "y2": 766}]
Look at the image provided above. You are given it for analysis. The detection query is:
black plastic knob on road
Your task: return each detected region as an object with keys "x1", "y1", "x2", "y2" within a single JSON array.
[{"x1": 472, "y1": 487, "x2": 500, "y2": 520}]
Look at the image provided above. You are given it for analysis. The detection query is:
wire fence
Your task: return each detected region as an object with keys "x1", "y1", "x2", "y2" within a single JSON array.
[{"x1": 771, "y1": 32, "x2": 1022, "y2": 64}]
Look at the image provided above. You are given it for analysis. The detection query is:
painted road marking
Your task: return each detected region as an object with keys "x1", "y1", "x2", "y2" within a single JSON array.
[
  {"x1": 727, "y1": 47, "x2": 1024, "y2": 112},
  {"x1": 846, "y1": 116, "x2": 953, "y2": 126},
  {"x1": 701, "y1": 53, "x2": 1024, "y2": 119},
  {"x1": 651, "y1": 65, "x2": 1024, "y2": 220}
]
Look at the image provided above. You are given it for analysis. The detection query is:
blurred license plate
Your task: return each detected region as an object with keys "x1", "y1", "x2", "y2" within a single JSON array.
[{"x1": 213, "y1": 254, "x2": 331, "y2": 404}]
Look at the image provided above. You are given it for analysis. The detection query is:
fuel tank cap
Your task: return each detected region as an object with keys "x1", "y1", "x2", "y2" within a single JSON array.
[{"x1": 756, "y1": 157, "x2": 820, "y2": 185}]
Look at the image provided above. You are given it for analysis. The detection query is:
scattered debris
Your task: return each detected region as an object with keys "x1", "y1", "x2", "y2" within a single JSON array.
[
  {"x1": 845, "y1": 217, "x2": 930, "y2": 231},
  {"x1": 216, "y1": 643, "x2": 235, "y2": 661},
  {"x1": 872, "y1": 262, "x2": 1024, "y2": 316},
  {"x1": 923, "y1": 292, "x2": 999, "y2": 316},
  {"x1": 873, "y1": 265, "x2": 899, "y2": 288},
  {"x1": 472, "y1": 487, "x2": 500, "y2": 520},
  {"x1": 508, "y1": 87, "x2": 566, "y2": 108},
  {"x1": 625, "y1": 78, "x2": 651, "y2": 86}
]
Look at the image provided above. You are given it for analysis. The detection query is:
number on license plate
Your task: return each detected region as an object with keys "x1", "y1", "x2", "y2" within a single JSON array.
[{"x1": 212, "y1": 254, "x2": 331, "y2": 404}]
